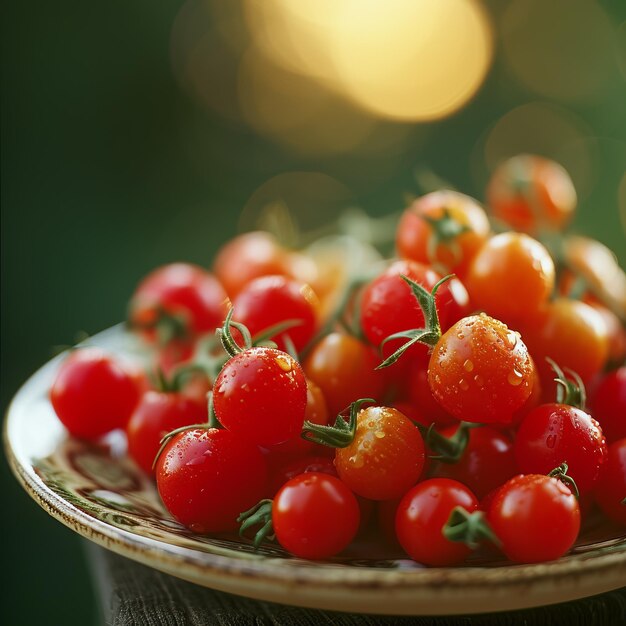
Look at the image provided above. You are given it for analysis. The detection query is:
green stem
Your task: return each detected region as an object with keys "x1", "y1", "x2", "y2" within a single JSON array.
[
  {"x1": 548, "y1": 462, "x2": 580, "y2": 498},
  {"x1": 546, "y1": 358, "x2": 586, "y2": 410},
  {"x1": 237, "y1": 499, "x2": 274, "y2": 549},
  {"x1": 443, "y1": 506, "x2": 501, "y2": 550},
  {"x1": 418, "y1": 421, "x2": 480, "y2": 463},
  {"x1": 301, "y1": 398, "x2": 376, "y2": 448}
]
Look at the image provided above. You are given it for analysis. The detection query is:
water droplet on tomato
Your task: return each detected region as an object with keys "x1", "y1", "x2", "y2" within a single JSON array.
[
  {"x1": 459, "y1": 379, "x2": 469, "y2": 391},
  {"x1": 546, "y1": 434, "x2": 557, "y2": 448},
  {"x1": 507, "y1": 369, "x2": 523, "y2": 386},
  {"x1": 274, "y1": 355, "x2": 293, "y2": 372},
  {"x1": 463, "y1": 359, "x2": 474, "y2": 372},
  {"x1": 375, "y1": 431, "x2": 385, "y2": 439}
]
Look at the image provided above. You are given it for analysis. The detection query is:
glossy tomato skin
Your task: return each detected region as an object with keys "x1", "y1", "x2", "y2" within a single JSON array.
[
  {"x1": 267, "y1": 455, "x2": 337, "y2": 497},
  {"x1": 233, "y1": 275, "x2": 319, "y2": 353},
  {"x1": 50, "y1": 348, "x2": 141, "y2": 440},
  {"x1": 519, "y1": 298, "x2": 609, "y2": 389},
  {"x1": 514, "y1": 404, "x2": 607, "y2": 496},
  {"x1": 360, "y1": 260, "x2": 469, "y2": 365},
  {"x1": 464, "y1": 232, "x2": 555, "y2": 325},
  {"x1": 213, "y1": 347, "x2": 307, "y2": 447},
  {"x1": 335, "y1": 406, "x2": 425, "y2": 500},
  {"x1": 126, "y1": 391, "x2": 207, "y2": 475},
  {"x1": 428, "y1": 314, "x2": 534, "y2": 424},
  {"x1": 129, "y1": 263, "x2": 228, "y2": 344},
  {"x1": 395, "y1": 478, "x2": 478, "y2": 566},
  {"x1": 430, "y1": 426, "x2": 517, "y2": 500},
  {"x1": 589, "y1": 368, "x2": 626, "y2": 444},
  {"x1": 155, "y1": 428, "x2": 267, "y2": 533},
  {"x1": 594, "y1": 438, "x2": 626, "y2": 525},
  {"x1": 396, "y1": 191, "x2": 490, "y2": 278},
  {"x1": 487, "y1": 474, "x2": 580, "y2": 563},
  {"x1": 272, "y1": 473, "x2": 360, "y2": 559},
  {"x1": 486, "y1": 155, "x2": 577, "y2": 233},
  {"x1": 303, "y1": 333, "x2": 387, "y2": 416}
]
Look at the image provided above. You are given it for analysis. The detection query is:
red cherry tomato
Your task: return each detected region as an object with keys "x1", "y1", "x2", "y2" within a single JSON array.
[
  {"x1": 487, "y1": 474, "x2": 580, "y2": 563},
  {"x1": 273, "y1": 473, "x2": 360, "y2": 559},
  {"x1": 594, "y1": 438, "x2": 626, "y2": 525},
  {"x1": 156, "y1": 428, "x2": 267, "y2": 533},
  {"x1": 50, "y1": 348, "x2": 141, "y2": 440},
  {"x1": 486, "y1": 154, "x2": 577, "y2": 233},
  {"x1": 395, "y1": 478, "x2": 478, "y2": 566},
  {"x1": 430, "y1": 425, "x2": 517, "y2": 499},
  {"x1": 360, "y1": 260, "x2": 469, "y2": 365},
  {"x1": 514, "y1": 403, "x2": 607, "y2": 495},
  {"x1": 589, "y1": 368, "x2": 626, "y2": 444},
  {"x1": 334, "y1": 406, "x2": 425, "y2": 500},
  {"x1": 233, "y1": 275, "x2": 319, "y2": 353},
  {"x1": 464, "y1": 232, "x2": 555, "y2": 325},
  {"x1": 428, "y1": 314, "x2": 535, "y2": 424},
  {"x1": 303, "y1": 333, "x2": 387, "y2": 416},
  {"x1": 126, "y1": 391, "x2": 207, "y2": 475},
  {"x1": 213, "y1": 231, "x2": 292, "y2": 298},
  {"x1": 129, "y1": 263, "x2": 228, "y2": 344},
  {"x1": 213, "y1": 347, "x2": 307, "y2": 446},
  {"x1": 396, "y1": 190, "x2": 490, "y2": 278}
]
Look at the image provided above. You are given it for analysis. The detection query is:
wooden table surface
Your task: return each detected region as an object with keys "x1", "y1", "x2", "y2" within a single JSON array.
[{"x1": 84, "y1": 542, "x2": 626, "y2": 626}]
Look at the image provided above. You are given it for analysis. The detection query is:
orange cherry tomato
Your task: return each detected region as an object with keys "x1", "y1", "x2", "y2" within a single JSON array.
[
  {"x1": 396, "y1": 190, "x2": 490, "y2": 278},
  {"x1": 303, "y1": 332, "x2": 388, "y2": 416},
  {"x1": 486, "y1": 154, "x2": 577, "y2": 233},
  {"x1": 464, "y1": 232, "x2": 555, "y2": 325},
  {"x1": 519, "y1": 298, "x2": 609, "y2": 389},
  {"x1": 335, "y1": 405, "x2": 425, "y2": 501}
]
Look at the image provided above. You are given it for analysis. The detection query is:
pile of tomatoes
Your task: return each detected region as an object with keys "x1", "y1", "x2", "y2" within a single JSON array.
[{"x1": 50, "y1": 154, "x2": 626, "y2": 566}]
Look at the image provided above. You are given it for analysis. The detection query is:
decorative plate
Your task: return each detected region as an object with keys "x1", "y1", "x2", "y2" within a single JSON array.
[{"x1": 4, "y1": 327, "x2": 626, "y2": 615}]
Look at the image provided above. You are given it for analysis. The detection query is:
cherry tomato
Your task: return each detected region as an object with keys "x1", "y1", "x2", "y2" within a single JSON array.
[
  {"x1": 464, "y1": 232, "x2": 555, "y2": 325},
  {"x1": 428, "y1": 314, "x2": 535, "y2": 424},
  {"x1": 510, "y1": 359, "x2": 542, "y2": 427},
  {"x1": 589, "y1": 304, "x2": 626, "y2": 367},
  {"x1": 213, "y1": 231, "x2": 291, "y2": 298},
  {"x1": 266, "y1": 379, "x2": 330, "y2": 459},
  {"x1": 129, "y1": 263, "x2": 228, "y2": 344},
  {"x1": 156, "y1": 428, "x2": 268, "y2": 533},
  {"x1": 589, "y1": 368, "x2": 626, "y2": 444},
  {"x1": 126, "y1": 391, "x2": 207, "y2": 475},
  {"x1": 430, "y1": 426, "x2": 517, "y2": 499},
  {"x1": 519, "y1": 298, "x2": 609, "y2": 388},
  {"x1": 360, "y1": 260, "x2": 469, "y2": 365},
  {"x1": 594, "y1": 438, "x2": 626, "y2": 525},
  {"x1": 334, "y1": 406, "x2": 425, "y2": 500},
  {"x1": 561, "y1": 235, "x2": 626, "y2": 317},
  {"x1": 514, "y1": 403, "x2": 607, "y2": 496},
  {"x1": 486, "y1": 154, "x2": 577, "y2": 233},
  {"x1": 395, "y1": 478, "x2": 478, "y2": 566},
  {"x1": 487, "y1": 474, "x2": 580, "y2": 563},
  {"x1": 50, "y1": 348, "x2": 141, "y2": 440},
  {"x1": 303, "y1": 333, "x2": 387, "y2": 416},
  {"x1": 213, "y1": 347, "x2": 307, "y2": 446},
  {"x1": 233, "y1": 275, "x2": 319, "y2": 353},
  {"x1": 396, "y1": 190, "x2": 490, "y2": 278},
  {"x1": 272, "y1": 473, "x2": 360, "y2": 559}
]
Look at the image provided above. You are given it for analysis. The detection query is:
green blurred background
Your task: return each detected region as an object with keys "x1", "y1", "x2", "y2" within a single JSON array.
[{"x1": 2, "y1": 1, "x2": 625, "y2": 623}]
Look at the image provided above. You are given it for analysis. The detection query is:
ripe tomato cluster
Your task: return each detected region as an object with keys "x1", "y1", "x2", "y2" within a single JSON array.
[{"x1": 49, "y1": 154, "x2": 625, "y2": 566}]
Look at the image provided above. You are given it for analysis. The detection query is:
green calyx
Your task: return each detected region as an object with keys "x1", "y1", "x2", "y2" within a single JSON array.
[
  {"x1": 421, "y1": 208, "x2": 471, "y2": 272},
  {"x1": 301, "y1": 398, "x2": 376, "y2": 448},
  {"x1": 237, "y1": 499, "x2": 274, "y2": 549},
  {"x1": 376, "y1": 274, "x2": 453, "y2": 369},
  {"x1": 546, "y1": 358, "x2": 586, "y2": 410},
  {"x1": 418, "y1": 421, "x2": 480, "y2": 464},
  {"x1": 548, "y1": 462, "x2": 580, "y2": 498},
  {"x1": 443, "y1": 506, "x2": 501, "y2": 550},
  {"x1": 152, "y1": 363, "x2": 211, "y2": 394}
]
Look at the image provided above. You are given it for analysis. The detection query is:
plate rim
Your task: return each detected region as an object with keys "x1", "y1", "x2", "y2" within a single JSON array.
[{"x1": 5, "y1": 326, "x2": 626, "y2": 614}]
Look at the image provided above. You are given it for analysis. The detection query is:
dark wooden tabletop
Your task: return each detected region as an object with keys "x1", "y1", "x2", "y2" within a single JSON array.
[{"x1": 84, "y1": 542, "x2": 626, "y2": 626}]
